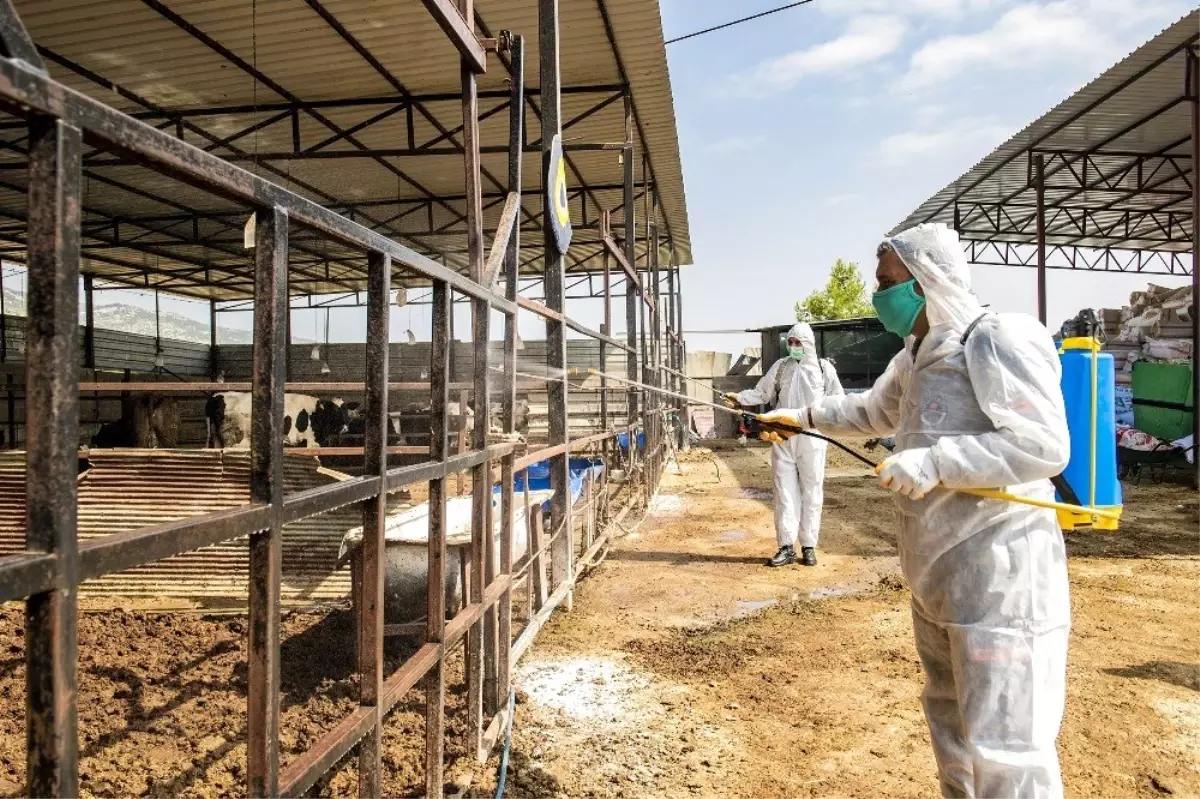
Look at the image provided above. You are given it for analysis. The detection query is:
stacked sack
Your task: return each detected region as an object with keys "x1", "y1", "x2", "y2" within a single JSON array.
[{"x1": 1102, "y1": 284, "x2": 1194, "y2": 384}]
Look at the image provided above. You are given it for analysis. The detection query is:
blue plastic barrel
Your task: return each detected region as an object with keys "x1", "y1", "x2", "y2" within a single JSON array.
[{"x1": 1058, "y1": 339, "x2": 1122, "y2": 521}]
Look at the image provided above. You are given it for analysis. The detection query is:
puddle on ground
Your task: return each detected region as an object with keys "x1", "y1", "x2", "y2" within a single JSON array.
[{"x1": 717, "y1": 529, "x2": 748, "y2": 542}]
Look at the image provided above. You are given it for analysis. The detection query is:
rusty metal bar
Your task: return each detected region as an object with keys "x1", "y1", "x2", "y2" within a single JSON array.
[
  {"x1": 425, "y1": 277, "x2": 451, "y2": 799},
  {"x1": 482, "y1": 190, "x2": 520, "y2": 285},
  {"x1": 600, "y1": 216, "x2": 612, "y2": 436},
  {"x1": 622, "y1": 98, "x2": 639, "y2": 426},
  {"x1": 75, "y1": 380, "x2": 545, "y2": 393},
  {"x1": 78, "y1": 504, "x2": 270, "y2": 581},
  {"x1": 1190, "y1": 47, "x2": 1199, "y2": 486},
  {"x1": 540, "y1": 0, "x2": 572, "y2": 613},
  {"x1": 23, "y1": 113, "x2": 81, "y2": 799},
  {"x1": 497, "y1": 32, "x2": 523, "y2": 720},
  {"x1": 356, "y1": 250, "x2": 390, "y2": 795},
  {"x1": 421, "y1": 0, "x2": 488, "y2": 73},
  {"x1": 461, "y1": 0, "x2": 490, "y2": 750},
  {"x1": 247, "y1": 206, "x2": 287, "y2": 798},
  {"x1": 279, "y1": 707, "x2": 375, "y2": 799},
  {"x1": 1035, "y1": 153, "x2": 1047, "y2": 325},
  {"x1": 82, "y1": 273, "x2": 94, "y2": 369},
  {"x1": 0, "y1": 551, "x2": 56, "y2": 603}
]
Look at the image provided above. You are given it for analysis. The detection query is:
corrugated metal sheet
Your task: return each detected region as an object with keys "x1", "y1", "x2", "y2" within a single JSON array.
[
  {"x1": 0, "y1": 449, "x2": 400, "y2": 606},
  {"x1": 2, "y1": 0, "x2": 691, "y2": 299},
  {"x1": 891, "y1": 10, "x2": 1198, "y2": 253}
]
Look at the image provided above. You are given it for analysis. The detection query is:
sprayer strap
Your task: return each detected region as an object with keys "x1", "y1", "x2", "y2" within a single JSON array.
[{"x1": 960, "y1": 313, "x2": 990, "y2": 345}]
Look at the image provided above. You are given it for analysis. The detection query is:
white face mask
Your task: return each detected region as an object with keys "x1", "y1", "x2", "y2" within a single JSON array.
[{"x1": 788, "y1": 345, "x2": 805, "y2": 360}]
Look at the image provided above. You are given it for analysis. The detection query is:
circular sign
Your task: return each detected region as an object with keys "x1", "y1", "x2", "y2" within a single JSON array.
[{"x1": 547, "y1": 134, "x2": 572, "y2": 254}]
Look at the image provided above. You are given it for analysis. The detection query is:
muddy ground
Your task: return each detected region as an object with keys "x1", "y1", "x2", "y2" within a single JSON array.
[{"x1": 0, "y1": 439, "x2": 1195, "y2": 798}]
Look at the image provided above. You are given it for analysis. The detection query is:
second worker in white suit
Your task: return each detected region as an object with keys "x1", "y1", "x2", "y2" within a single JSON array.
[{"x1": 725, "y1": 322, "x2": 842, "y2": 567}]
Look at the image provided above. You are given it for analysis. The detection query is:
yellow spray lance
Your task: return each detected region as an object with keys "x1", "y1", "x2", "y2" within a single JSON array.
[{"x1": 569, "y1": 367, "x2": 1121, "y2": 525}]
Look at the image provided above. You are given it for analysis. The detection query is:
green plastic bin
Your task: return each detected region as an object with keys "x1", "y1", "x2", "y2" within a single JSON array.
[{"x1": 1131, "y1": 361, "x2": 1194, "y2": 441}]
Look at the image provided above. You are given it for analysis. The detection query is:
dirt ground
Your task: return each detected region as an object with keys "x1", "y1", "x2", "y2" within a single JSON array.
[
  {"x1": 0, "y1": 439, "x2": 1195, "y2": 798},
  {"x1": 482, "y1": 440, "x2": 1200, "y2": 799}
]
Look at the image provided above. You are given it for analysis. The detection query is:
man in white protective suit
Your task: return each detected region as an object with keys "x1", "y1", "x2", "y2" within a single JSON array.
[
  {"x1": 723, "y1": 322, "x2": 842, "y2": 567},
  {"x1": 760, "y1": 223, "x2": 1072, "y2": 798}
]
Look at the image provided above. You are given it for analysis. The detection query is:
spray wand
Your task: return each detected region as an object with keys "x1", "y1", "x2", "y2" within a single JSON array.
[{"x1": 566, "y1": 368, "x2": 1119, "y2": 525}]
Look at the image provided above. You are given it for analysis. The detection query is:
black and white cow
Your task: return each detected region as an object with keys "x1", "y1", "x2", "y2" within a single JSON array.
[
  {"x1": 204, "y1": 392, "x2": 350, "y2": 449},
  {"x1": 91, "y1": 396, "x2": 180, "y2": 449}
]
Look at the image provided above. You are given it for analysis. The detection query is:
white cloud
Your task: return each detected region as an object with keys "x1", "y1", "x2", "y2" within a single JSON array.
[
  {"x1": 901, "y1": 0, "x2": 1193, "y2": 90},
  {"x1": 702, "y1": 135, "x2": 767, "y2": 154},
  {"x1": 737, "y1": 15, "x2": 907, "y2": 96},
  {"x1": 875, "y1": 117, "x2": 1013, "y2": 166}
]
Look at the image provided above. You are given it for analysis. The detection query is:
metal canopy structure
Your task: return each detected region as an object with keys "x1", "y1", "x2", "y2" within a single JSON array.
[
  {"x1": 0, "y1": 0, "x2": 691, "y2": 299},
  {"x1": 892, "y1": 11, "x2": 1198, "y2": 295},
  {"x1": 893, "y1": 9, "x2": 1198, "y2": 483}
]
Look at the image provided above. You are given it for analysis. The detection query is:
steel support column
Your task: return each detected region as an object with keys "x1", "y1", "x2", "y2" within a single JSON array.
[
  {"x1": 540, "y1": 0, "x2": 572, "y2": 611},
  {"x1": 24, "y1": 115, "x2": 82, "y2": 799},
  {"x1": 356, "y1": 250, "x2": 390, "y2": 796},
  {"x1": 1189, "y1": 48, "x2": 1198, "y2": 484},
  {"x1": 247, "y1": 206, "x2": 287, "y2": 798},
  {"x1": 82, "y1": 274, "x2": 94, "y2": 369},
  {"x1": 496, "y1": 30, "x2": 524, "y2": 730},
  {"x1": 1035, "y1": 153, "x2": 1047, "y2": 325},
  {"x1": 623, "y1": 97, "x2": 638, "y2": 425},
  {"x1": 425, "y1": 279, "x2": 451, "y2": 799}
]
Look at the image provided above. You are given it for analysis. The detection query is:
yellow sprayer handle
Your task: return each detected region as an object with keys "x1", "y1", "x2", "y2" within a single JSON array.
[{"x1": 871, "y1": 463, "x2": 1120, "y2": 522}]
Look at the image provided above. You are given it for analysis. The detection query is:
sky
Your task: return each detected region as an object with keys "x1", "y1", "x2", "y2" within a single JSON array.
[
  {"x1": 3, "y1": 0, "x2": 1193, "y2": 356},
  {"x1": 660, "y1": 0, "x2": 1195, "y2": 355}
]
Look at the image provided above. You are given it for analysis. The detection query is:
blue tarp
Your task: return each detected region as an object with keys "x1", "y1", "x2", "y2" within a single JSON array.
[{"x1": 499, "y1": 457, "x2": 605, "y2": 506}]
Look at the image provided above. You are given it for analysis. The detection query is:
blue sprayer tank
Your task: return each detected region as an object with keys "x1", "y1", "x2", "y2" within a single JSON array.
[{"x1": 1058, "y1": 338, "x2": 1122, "y2": 530}]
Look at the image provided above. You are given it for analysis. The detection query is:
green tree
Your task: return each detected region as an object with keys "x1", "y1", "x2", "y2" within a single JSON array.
[{"x1": 795, "y1": 259, "x2": 876, "y2": 322}]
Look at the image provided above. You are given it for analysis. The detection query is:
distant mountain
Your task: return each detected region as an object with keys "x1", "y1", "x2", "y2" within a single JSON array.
[{"x1": 2, "y1": 286, "x2": 255, "y2": 344}]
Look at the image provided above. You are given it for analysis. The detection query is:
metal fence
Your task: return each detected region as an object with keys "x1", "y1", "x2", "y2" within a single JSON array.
[{"x1": 0, "y1": 1, "x2": 685, "y2": 797}]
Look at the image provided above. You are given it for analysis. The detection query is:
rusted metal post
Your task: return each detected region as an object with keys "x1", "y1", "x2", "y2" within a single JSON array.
[
  {"x1": 461, "y1": 0, "x2": 489, "y2": 751},
  {"x1": 1035, "y1": 153, "x2": 1047, "y2": 326},
  {"x1": 24, "y1": 115, "x2": 82, "y2": 799},
  {"x1": 600, "y1": 223, "x2": 611, "y2": 434},
  {"x1": 247, "y1": 206, "x2": 287, "y2": 798},
  {"x1": 357, "y1": 250, "x2": 390, "y2": 795},
  {"x1": 209, "y1": 299, "x2": 219, "y2": 379},
  {"x1": 1189, "y1": 48, "x2": 1198, "y2": 485},
  {"x1": 497, "y1": 30, "x2": 524, "y2": 723},
  {"x1": 82, "y1": 274, "x2": 94, "y2": 370},
  {"x1": 667, "y1": 260, "x2": 680, "y2": 449},
  {"x1": 623, "y1": 94, "x2": 638, "y2": 425},
  {"x1": 426, "y1": 278, "x2": 451, "y2": 799}
]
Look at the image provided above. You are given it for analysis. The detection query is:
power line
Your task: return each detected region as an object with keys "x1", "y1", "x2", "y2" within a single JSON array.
[{"x1": 665, "y1": 1, "x2": 816, "y2": 45}]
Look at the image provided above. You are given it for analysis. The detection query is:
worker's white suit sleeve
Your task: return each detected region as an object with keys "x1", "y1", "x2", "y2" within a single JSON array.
[
  {"x1": 808, "y1": 350, "x2": 908, "y2": 437},
  {"x1": 931, "y1": 315, "x2": 1070, "y2": 489},
  {"x1": 736, "y1": 359, "x2": 781, "y2": 407}
]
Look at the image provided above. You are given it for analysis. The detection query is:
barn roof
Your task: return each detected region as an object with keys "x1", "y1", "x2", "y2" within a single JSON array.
[{"x1": 0, "y1": 0, "x2": 690, "y2": 299}]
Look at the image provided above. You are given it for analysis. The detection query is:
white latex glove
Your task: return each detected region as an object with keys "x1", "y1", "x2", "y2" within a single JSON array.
[
  {"x1": 876, "y1": 448, "x2": 939, "y2": 500},
  {"x1": 757, "y1": 408, "x2": 813, "y2": 430}
]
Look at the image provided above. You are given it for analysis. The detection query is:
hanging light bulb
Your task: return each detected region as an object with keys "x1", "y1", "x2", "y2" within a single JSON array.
[
  {"x1": 395, "y1": 287, "x2": 408, "y2": 307},
  {"x1": 405, "y1": 329, "x2": 417, "y2": 345},
  {"x1": 310, "y1": 344, "x2": 321, "y2": 361},
  {"x1": 320, "y1": 360, "x2": 332, "y2": 375},
  {"x1": 154, "y1": 343, "x2": 164, "y2": 369}
]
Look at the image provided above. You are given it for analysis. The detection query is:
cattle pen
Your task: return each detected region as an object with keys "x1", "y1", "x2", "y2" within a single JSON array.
[{"x1": 0, "y1": 1, "x2": 691, "y2": 797}]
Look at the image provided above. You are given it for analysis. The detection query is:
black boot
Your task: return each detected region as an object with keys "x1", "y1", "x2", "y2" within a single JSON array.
[
  {"x1": 768, "y1": 545, "x2": 796, "y2": 567},
  {"x1": 800, "y1": 547, "x2": 817, "y2": 566}
]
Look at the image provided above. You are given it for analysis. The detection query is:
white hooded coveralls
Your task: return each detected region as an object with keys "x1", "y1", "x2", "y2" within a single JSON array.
[
  {"x1": 737, "y1": 323, "x2": 843, "y2": 549},
  {"x1": 808, "y1": 224, "x2": 1071, "y2": 799}
]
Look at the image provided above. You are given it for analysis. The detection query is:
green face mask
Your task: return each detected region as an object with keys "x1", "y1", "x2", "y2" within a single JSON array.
[
  {"x1": 788, "y1": 345, "x2": 805, "y2": 360},
  {"x1": 872, "y1": 278, "x2": 927, "y2": 337}
]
